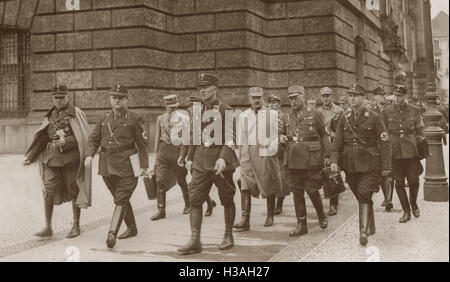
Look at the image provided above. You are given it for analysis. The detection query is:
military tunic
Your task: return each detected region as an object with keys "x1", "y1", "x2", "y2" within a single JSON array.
[
  {"x1": 86, "y1": 110, "x2": 149, "y2": 205},
  {"x1": 382, "y1": 103, "x2": 424, "y2": 187},
  {"x1": 331, "y1": 107, "x2": 391, "y2": 203},
  {"x1": 40, "y1": 106, "x2": 80, "y2": 202},
  {"x1": 186, "y1": 101, "x2": 240, "y2": 207},
  {"x1": 280, "y1": 109, "x2": 330, "y2": 193},
  {"x1": 25, "y1": 105, "x2": 81, "y2": 203}
]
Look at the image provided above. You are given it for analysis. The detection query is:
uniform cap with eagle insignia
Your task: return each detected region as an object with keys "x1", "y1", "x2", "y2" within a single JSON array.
[
  {"x1": 197, "y1": 73, "x2": 219, "y2": 87},
  {"x1": 51, "y1": 85, "x2": 69, "y2": 97},
  {"x1": 347, "y1": 84, "x2": 366, "y2": 96},
  {"x1": 248, "y1": 87, "x2": 264, "y2": 97},
  {"x1": 163, "y1": 94, "x2": 179, "y2": 107},
  {"x1": 109, "y1": 84, "x2": 128, "y2": 97}
]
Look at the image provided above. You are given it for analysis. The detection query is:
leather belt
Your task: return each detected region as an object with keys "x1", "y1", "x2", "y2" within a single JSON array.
[{"x1": 101, "y1": 144, "x2": 135, "y2": 153}]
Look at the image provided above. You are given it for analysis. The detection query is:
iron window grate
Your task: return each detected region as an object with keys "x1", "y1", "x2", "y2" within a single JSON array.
[{"x1": 0, "y1": 28, "x2": 30, "y2": 117}]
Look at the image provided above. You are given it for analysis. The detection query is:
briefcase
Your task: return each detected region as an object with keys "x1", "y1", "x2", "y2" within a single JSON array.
[
  {"x1": 321, "y1": 167, "x2": 346, "y2": 199},
  {"x1": 143, "y1": 173, "x2": 157, "y2": 200},
  {"x1": 416, "y1": 136, "x2": 430, "y2": 160}
]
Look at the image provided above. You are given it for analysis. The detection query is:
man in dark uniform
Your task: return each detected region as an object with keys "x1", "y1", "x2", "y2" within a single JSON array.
[
  {"x1": 267, "y1": 94, "x2": 290, "y2": 215},
  {"x1": 178, "y1": 95, "x2": 217, "y2": 217},
  {"x1": 280, "y1": 85, "x2": 330, "y2": 237},
  {"x1": 371, "y1": 86, "x2": 395, "y2": 211},
  {"x1": 331, "y1": 84, "x2": 391, "y2": 246},
  {"x1": 317, "y1": 87, "x2": 344, "y2": 216},
  {"x1": 178, "y1": 74, "x2": 240, "y2": 254},
  {"x1": 85, "y1": 85, "x2": 149, "y2": 248},
  {"x1": 382, "y1": 84, "x2": 424, "y2": 223},
  {"x1": 24, "y1": 86, "x2": 91, "y2": 239},
  {"x1": 151, "y1": 94, "x2": 190, "y2": 220}
]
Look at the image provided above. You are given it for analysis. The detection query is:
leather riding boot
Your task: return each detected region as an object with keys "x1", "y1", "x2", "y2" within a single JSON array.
[
  {"x1": 205, "y1": 196, "x2": 216, "y2": 216},
  {"x1": 151, "y1": 187, "x2": 166, "y2": 221},
  {"x1": 181, "y1": 184, "x2": 190, "y2": 214},
  {"x1": 118, "y1": 203, "x2": 138, "y2": 240},
  {"x1": 359, "y1": 203, "x2": 370, "y2": 246},
  {"x1": 234, "y1": 190, "x2": 251, "y2": 231},
  {"x1": 385, "y1": 177, "x2": 394, "y2": 212},
  {"x1": 328, "y1": 195, "x2": 339, "y2": 216},
  {"x1": 368, "y1": 202, "x2": 376, "y2": 236},
  {"x1": 290, "y1": 217, "x2": 308, "y2": 237},
  {"x1": 178, "y1": 206, "x2": 202, "y2": 255},
  {"x1": 264, "y1": 195, "x2": 275, "y2": 227},
  {"x1": 309, "y1": 191, "x2": 328, "y2": 229},
  {"x1": 35, "y1": 199, "x2": 54, "y2": 237},
  {"x1": 395, "y1": 184, "x2": 411, "y2": 223},
  {"x1": 290, "y1": 193, "x2": 308, "y2": 237},
  {"x1": 66, "y1": 199, "x2": 81, "y2": 238},
  {"x1": 274, "y1": 196, "x2": 284, "y2": 215},
  {"x1": 219, "y1": 204, "x2": 235, "y2": 250},
  {"x1": 106, "y1": 205, "x2": 127, "y2": 248},
  {"x1": 409, "y1": 184, "x2": 420, "y2": 218}
]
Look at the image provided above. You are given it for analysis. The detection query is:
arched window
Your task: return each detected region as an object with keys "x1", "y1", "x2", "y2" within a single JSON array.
[
  {"x1": 355, "y1": 36, "x2": 366, "y2": 86},
  {"x1": 0, "y1": 28, "x2": 30, "y2": 117}
]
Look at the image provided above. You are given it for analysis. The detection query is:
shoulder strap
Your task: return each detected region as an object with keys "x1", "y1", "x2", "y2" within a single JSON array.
[{"x1": 343, "y1": 112, "x2": 366, "y2": 145}]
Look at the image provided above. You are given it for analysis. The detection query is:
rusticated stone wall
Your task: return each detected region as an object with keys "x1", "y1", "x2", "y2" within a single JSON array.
[{"x1": 0, "y1": 0, "x2": 400, "y2": 153}]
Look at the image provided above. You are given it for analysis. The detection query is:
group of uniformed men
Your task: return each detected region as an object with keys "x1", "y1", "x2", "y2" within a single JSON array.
[{"x1": 23, "y1": 72, "x2": 432, "y2": 251}]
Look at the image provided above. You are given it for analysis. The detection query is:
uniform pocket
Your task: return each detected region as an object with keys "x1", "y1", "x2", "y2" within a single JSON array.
[
  {"x1": 308, "y1": 142, "x2": 323, "y2": 167},
  {"x1": 367, "y1": 147, "x2": 380, "y2": 171}
]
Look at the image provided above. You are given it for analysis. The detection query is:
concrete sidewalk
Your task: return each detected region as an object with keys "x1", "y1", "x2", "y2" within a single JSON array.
[{"x1": 0, "y1": 139, "x2": 448, "y2": 262}]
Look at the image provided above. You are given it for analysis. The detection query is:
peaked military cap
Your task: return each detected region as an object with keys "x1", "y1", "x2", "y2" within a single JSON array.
[
  {"x1": 348, "y1": 84, "x2": 366, "y2": 96},
  {"x1": 372, "y1": 85, "x2": 385, "y2": 96},
  {"x1": 393, "y1": 84, "x2": 407, "y2": 95},
  {"x1": 268, "y1": 94, "x2": 281, "y2": 102},
  {"x1": 320, "y1": 87, "x2": 333, "y2": 96},
  {"x1": 248, "y1": 87, "x2": 264, "y2": 97},
  {"x1": 288, "y1": 85, "x2": 305, "y2": 97},
  {"x1": 51, "y1": 85, "x2": 69, "y2": 96},
  {"x1": 163, "y1": 94, "x2": 179, "y2": 107},
  {"x1": 197, "y1": 73, "x2": 219, "y2": 87},
  {"x1": 109, "y1": 84, "x2": 128, "y2": 97}
]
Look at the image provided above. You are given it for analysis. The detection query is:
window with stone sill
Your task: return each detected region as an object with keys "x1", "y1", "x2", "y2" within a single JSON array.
[{"x1": 0, "y1": 28, "x2": 30, "y2": 117}]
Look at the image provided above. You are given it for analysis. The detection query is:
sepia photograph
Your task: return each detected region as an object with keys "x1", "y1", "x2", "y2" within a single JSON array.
[{"x1": 0, "y1": 0, "x2": 448, "y2": 268}]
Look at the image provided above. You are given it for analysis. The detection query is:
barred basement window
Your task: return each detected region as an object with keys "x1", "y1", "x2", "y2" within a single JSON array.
[{"x1": 0, "y1": 28, "x2": 30, "y2": 117}]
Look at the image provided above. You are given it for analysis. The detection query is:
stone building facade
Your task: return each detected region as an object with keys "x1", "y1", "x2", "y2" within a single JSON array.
[
  {"x1": 0, "y1": 0, "x2": 433, "y2": 153},
  {"x1": 432, "y1": 11, "x2": 449, "y2": 103}
]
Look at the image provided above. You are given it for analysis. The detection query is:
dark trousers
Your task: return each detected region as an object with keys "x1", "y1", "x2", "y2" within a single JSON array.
[
  {"x1": 43, "y1": 165, "x2": 79, "y2": 203},
  {"x1": 346, "y1": 172, "x2": 381, "y2": 204},
  {"x1": 189, "y1": 169, "x2": 235, "y2": 208},
  {"x1": 102, "y1": 175, "x2": 138, "y2": 206}
]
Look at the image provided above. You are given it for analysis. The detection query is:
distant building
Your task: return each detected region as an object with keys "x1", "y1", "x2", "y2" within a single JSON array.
[{"x1": 432, "y1": 11, "x2": 449, "y2": 103}]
